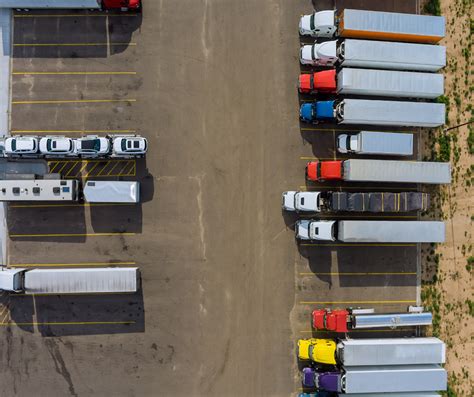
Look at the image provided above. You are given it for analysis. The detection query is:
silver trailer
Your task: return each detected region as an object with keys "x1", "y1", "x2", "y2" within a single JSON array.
[
  {"x1": 352, "y1": 312, "x2": 433, "y2": 329},
  {"x1": 342, "y1": 159, "x2": 451, "y2": 184},
  {"x1": 20, "y1": 268, "x2": 139, "y2": 294},
  {"x1": 336, "y1": 69, "x2": 444, "y2": 99},
  {"x1": 337, "y1": 337, "x2": 445, "y2": 366},
  {"x1": 337, "y1": 131, "x2": 413, "y2": 156},
  {"x1": 341, "y1": 365, "x2": 447, "y2": 393},
  {"x1": 338, "y1": 9, "x2": 445, "y2": 43},
  {"x1": 0, "y1": 180, "x2": 78, "y2": 201},
  {"x1": 339, "y1": 39, "x2": 446, "y2": 72},
  {"x1": 83, "y1": 181, "x2": 140, "y2": 203},
  {"x1": 336, "y1": 99, "x2": 445, "y2": 127},
  {"x1": 337, "y1": 221, "x2": 445, "y2": 243},
  {"x1": 341, "y1": 393, "x2": 441, "y2": 397},
  {"x1": 0, "y1": 0, "x2": 101, "y2": 8}
]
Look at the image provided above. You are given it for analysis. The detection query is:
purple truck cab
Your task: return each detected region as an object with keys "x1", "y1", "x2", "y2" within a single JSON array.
[{"x1": 301, "y1": 368, "x2": 341, "y2": 392}]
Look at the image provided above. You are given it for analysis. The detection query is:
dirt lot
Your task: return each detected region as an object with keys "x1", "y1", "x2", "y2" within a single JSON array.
[
  {"x1": 420, "y1": 0, "x2": 473, "y2": 395},
  {"x1": 1, "y1": 1, "x2": 424, "y2": 396}
]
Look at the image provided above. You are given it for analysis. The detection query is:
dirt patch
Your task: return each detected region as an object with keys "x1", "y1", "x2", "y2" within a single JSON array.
[{"x1": 420, "y1": 1, "x2": 473, "y2": 395}]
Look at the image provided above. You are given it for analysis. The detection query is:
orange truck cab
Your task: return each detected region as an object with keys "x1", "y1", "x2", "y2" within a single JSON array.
[
  {"x1": 313, "y1": 309, "x2": 349, "y2": 332},
  {"x1": 306, "y1": 161, "x2": 343, "y2": 182},
  {"x1": 298, "y1": 69, "x2": 337, "y2": 94}
]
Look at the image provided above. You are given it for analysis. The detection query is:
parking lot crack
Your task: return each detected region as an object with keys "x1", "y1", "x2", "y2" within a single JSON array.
[
  {"x1": 45, "y1": 339, "x2": 78, "y2": 397},
  {"x1": 190, "y1": 175, "x2": 207, "y2": 261}
]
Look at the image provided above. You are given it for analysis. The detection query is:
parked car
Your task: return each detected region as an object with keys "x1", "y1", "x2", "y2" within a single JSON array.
[
  {"x1": 39, "y1": 137, "x2": 75, "y2": 156},
  {"x1": 4, "y1": 136, "x2": 39, "y2": 155},
  {"x1": 111, "y1": 136, "x2": 148, "y2": 156},
  {"x1": 74, "y1": 136, "x2": 110, "y2": 157}
]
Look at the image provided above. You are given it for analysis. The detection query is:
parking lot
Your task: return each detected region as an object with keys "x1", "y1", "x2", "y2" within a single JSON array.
[{"x1": 2, "y1": 1, "x2": 421, "y2": 396}]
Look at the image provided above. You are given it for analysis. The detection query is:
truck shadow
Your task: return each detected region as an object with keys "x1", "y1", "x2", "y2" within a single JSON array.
[
  {"x1": 298, "y1": 244, "x2": 418, "y2": 287},
  {"x1": 9, "y1": 287, "x2": 145, "y2": 336},
  {"x1": 13, "y1": 9, "x2": 142, "y2": 58}
]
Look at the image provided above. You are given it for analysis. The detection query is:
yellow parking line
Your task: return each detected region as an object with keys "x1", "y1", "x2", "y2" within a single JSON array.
[
  {"x1": 300, "y1": 300, "x2": 416, "y2": 305},
  {"x1": 83, "y1": 161, "x2": 100, "y2": 178},
  {"x1": 56, "y1": 161, "x2": 70, "y2": 175},
  {"x1": 76, "y1": 162, "x2": 89, "y2": 177},
  {"x1": 12, "y1": 129, "x2": 136, "y2": 134},
  {"x1": 49, "y1": 161, "x2": 59, "y2": 173},
  {"x1": 116, "y1": 160, "x2": 134, "y2": 176},
  {"x1": 65, "y1": 160, "x2": 80, "y2": 177},
  {"x1": 9, "y1": 203, "x2": 133, "y2": 208},
  {"x1": 299, "y1": 272, "x2": 417, "y2": 276},
  {"x1": 300, "y1": 243, "x2": 417, "y2": 247},
  {"x1": 10, "y1": 232, "x2": 136, "y2": 238},
  {"x1": 0, "y1": 321, "x2": 136, "y2": 326},
  {"x1": 14, "y1": 14, "x2": 138, "y2": 18},
  {"x1": 105, "y1": 161, "x2": 120, "y2": 176},
  {"x1": 13, "y1": 42, "x2": 136, "y2": 47},
  {"x1": 13, "y1": 71, "x2": 137, "y2": 75},
  {"x1": 12, "y1": 99, "x2": 136, "y2": 105},
  {"x1": 10, "y1": 261, "x2": 135, "y2": 267}
]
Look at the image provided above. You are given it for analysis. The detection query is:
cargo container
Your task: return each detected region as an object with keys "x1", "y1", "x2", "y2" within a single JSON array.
[
  {"x1": 302, "y1": 365, "x2": 447, "y2": 393},
  {"x1": 282, "y1": 191, "x2": 429, "y2": 213},
  {"x1": 300, "y1": 99, "x2": 445, "y2": 127},
  {"x1": 300, "y1": 39, "x2": 446, "y2": 72},
  {"x1": 312, "y1": 307, "x2": 432, "y2": 332},
  {"x1": 299, "y1": 69, "x2": 443, "y2": 99},
  {"x1": 305, "y1": 159, "x2": 451, "y2": 184},
  {"x1": 337, "y1": 131, "x2": 414, "y2": 156},
  {"x1": 307, "y1": 337, "x2": 445, "y2": 366},
  {"x1": 0, "y1": 267, "x2": 139, "y2": 294},
  {"x1": 83, "y1": 181, "x2": 140, "y2": 203},
  {"x1": 299, "y1": 9, "x2": 445, "y2": 43},
  {"x1": 0, "y1": 0, "x2": 140, "y2": 10},
  {"x1": 0, "y1": 180, "x2": 78, "y2": 201},
  {"x1": 295, "y1": 220, "x2": 445, "y2": 243}
]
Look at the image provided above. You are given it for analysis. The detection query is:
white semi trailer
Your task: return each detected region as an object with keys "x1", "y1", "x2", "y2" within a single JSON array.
[
  {"x1": 299, "y1": 39, "x2": 446, "y2": 71},
  {"x1": 0, "y1": 267, "x2": 139, "y2": 294}
]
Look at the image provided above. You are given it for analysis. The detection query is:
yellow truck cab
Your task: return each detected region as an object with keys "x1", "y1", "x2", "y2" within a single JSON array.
[
  {"x1": 297, "y1": 338, "x2": 336, "y2": 364},
  {"x1": 308, "y1": 339, "x2": 337, "y2": 365}
]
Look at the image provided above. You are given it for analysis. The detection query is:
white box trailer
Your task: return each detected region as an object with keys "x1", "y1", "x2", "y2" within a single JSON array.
[
  {"x1": 340, "y1": 39, "x2": 446, "y2": 72},
  {"x1": 340, "y1": 365, "x2": 447, "y2": 393},
  {"x1": 337, "y1": 338, "x2": 446, "y2": 366},
  {"x1": 337, "y1": 221, "x2": 445, "y2": 243},
  {"x1": 0, "y1": 180, "x2": 78, "y2": 201},
  {"x1": 337, "y1": 131, "x2": 414, "y2": 156},
  {"x1": 0, "y1": 0, "x2": 101, "y2": 8},
  {"x1": 341, "y1": 393, "x2": 441, "y2": 397},
  {"x1": 0, "y1": 267, "x2": 139, "y2": 294},
  {"x1": 336, "y1": 99, "x2": 445, "y2": 127},
  {"x1": 83, "y1": 181, "x2": 139, "y2": 203},
  {"x1": 336, "y1": 68, "x2": 444, "y2": 99},
  {"x1": 342, "y1": 159, "x2": 451, "y2": 184}
]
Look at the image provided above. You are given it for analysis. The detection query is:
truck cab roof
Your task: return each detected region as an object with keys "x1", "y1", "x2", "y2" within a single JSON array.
[
  {"x1": 294, "y1": 191, "x2": 321, "y2": 211},
  {"x1": 309, "y1": 220, "x2": 336, "y2": 241},
  {"x1": 315, "y1": 100, "x2": 335, "y2": 120}
]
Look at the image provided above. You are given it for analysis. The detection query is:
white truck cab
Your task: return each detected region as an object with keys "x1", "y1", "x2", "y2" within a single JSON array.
[
  {"x1": 337, "y1": 134, "x2": 358, "y2": 154},
  {"x1": 300, "y1": 41, "x2": 338, "y2": 66},
  {"x1": 299, "y1": 10, "x2": 337, "y2": 37},
  {"x1": 295, "y1": 220, "x2": 336, "y2": 241},
  {"x1": 282, "y1": 191, "x2": 321, "y2": 212}
]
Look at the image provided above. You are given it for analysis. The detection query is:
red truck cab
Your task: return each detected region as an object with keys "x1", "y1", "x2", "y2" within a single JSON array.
[
  {"x1": 306, "y1": 161, "x2": 343, "y2": 181},
  {"x1": 298, "y1": 70, "x2": 337, "y2": 94},
  {"x1": 312, "y1": 309, "x2": 349, "y2": 332},
  {"x1": 103, "y1": 0, "x2": 141, "y2": 9}
]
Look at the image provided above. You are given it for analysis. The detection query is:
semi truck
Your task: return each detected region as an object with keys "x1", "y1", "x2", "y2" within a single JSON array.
[
  {"x1": 302, "y1": 365, "x2": 447, "y2": 393},
  {"x1": 298, "y1": 69, "x2": 443, "y2": 99},
  {"x1": 305, "y1": 159, "x2": 451, "y2": 184},
  {"x1": 282, "y1": 191, "x2": 429, "y2": 213},
  {"x1": 0, "y1": 179, "x2": 140, "y2": 203},
  {"x1": 299, "y1": 39, "x2": 446, "y2": 71},
  {"x1": 0, "y1": 267, "x2": 139, "y2": 294},
  {"x1": 336, "y1": 131, "x2": 413, "y2": 156},
  {"x1": 299, "y1": 9, "x2": 445, "y2": 43},
  {"x1": 299, "y1": 99, "x2": 445, "y2": 127},
  {"x1": 0, "y1": 0, "x2": 140, "y2": 10},
  {"x1": 312, "y1": 307, "x2": 432, "y2": 332},
  {"x1": 295, "y1": 220, "x2": 445, "y2": 243},
  {"x1": 305, "y1": 337, "x2": 445, "y2": 366}
]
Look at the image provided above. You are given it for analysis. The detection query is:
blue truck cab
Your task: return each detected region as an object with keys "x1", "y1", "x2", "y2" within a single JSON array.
[{"x1": 300, "y1": 100, "x2": 335, "y2": 123}]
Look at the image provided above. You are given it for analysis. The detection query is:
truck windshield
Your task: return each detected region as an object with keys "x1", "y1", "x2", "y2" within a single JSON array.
[
  {"x1": 317, "y1": 162, "x2": 322, "y2": 179},
  {"x1": 310, "y1": 13, "x2": 315, "y2": 30},
  {"x1": 11, "y1": 140, "x2": 16, "y2": 151},
  {"x1": 311, "y1": 45, "x2": 316, "y2": 60},
  {"x1": 346, "y1": 135, "x2": 351, "y2": 150}
]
